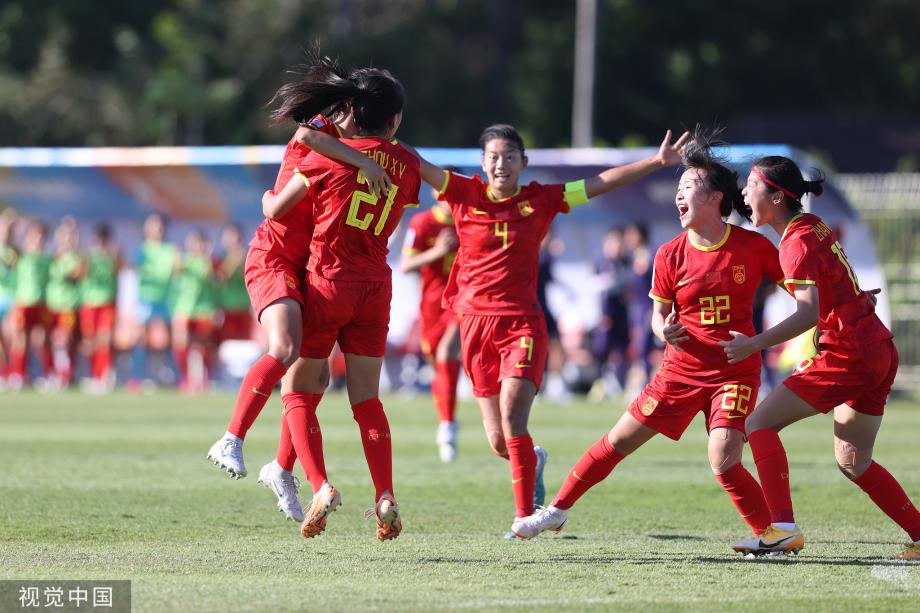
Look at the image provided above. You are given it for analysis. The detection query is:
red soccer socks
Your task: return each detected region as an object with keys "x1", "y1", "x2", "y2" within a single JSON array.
[
  {"x1": 715, "y1": 463, "x2": 771, "y2": 535},
  {"x1": 747, "y1": 429, "x2": 795, "y2": 524},
  {"x1": 352, "y1": 398, "x2": 393, "y2": 500},
  {"x1": 227, "y1": 354, "x2": 287, "y2": 439},
  {"x1": 552, "y1": 434, "x2": 624, "y2": 511}
]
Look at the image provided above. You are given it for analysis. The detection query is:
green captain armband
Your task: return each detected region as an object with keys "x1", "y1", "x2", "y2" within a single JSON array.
[{"x1": 563, "y1": 179, "x2": 589, "y2": 207}]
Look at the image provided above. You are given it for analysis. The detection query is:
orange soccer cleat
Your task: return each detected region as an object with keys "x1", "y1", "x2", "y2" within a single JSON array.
[{"x1": 300, "y1": 481, "x2": 341, "y2": 539}]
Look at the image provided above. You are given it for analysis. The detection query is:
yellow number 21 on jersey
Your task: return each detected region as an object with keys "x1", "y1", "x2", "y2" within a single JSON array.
[{"x1": 346, "y1": 169, "x2": 399, "y2": 236}]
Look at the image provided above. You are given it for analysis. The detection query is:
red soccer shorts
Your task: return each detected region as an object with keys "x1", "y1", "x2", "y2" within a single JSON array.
[
  {"x1": 220, "y1": 310, "x2": 254, "y2": 341},
  {"x1": 783, "y1": 339, "x2": 898, "y2": 416},
  {"x1": 244, "y1": 247, "x2": 305, "y2": 319},
  {"x1": 79, "y1": 304, "x2": 116, "y2": 337},
  {"x1": 419, "y1": 306, "x2": 459, "y2": 357},
  {"x1": 458, "y1": 313, "x2": 548, "y2": 397},
  {"x1": 177, "y1": 317, "x2": 214, "y2": 338},
  {"x1": 628, "y1": 369, "x2": 761, "y2": 440},
  {"x1": 50, "y1": 309, "x2": 78, "y2": 334},
  {"x1": 11, "y1": 305, "x2": 51, "y2": 330},
  {"x1": 299, "y1": 272, "x2": 391, "y2": 359}
]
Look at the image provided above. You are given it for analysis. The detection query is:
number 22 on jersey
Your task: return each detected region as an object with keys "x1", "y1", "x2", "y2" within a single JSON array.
[{"x1": 346, "y1": 169, "x2": 399, "y2": 236}]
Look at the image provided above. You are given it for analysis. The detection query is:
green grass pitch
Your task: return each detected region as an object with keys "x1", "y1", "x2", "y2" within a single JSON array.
[{"x1": 1, "y1": 390, "x2": 918, "y2": 611}]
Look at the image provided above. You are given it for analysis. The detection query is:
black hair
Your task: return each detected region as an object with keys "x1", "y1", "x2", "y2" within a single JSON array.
[
  {"x1": 269, "y1": 45, "x2": 351, "y2": 125},
  {"x1": 681, "y1": 127, "x2": 750, "y2": 221},
  {"x1": 443, "y1": 165, "x2": 464, "y2": 175},
  {"x1": 94, "y1": 223, "x2": 111, "y2": 242},
  {"x1": 751, "y1": 156, "x2": 825, "y2": 213},
  {"x1": 479, "y1": 124, "x2": 526, "y2": 154},
  {"x1": 347, "y1": 67, "x2": 406, "y2": 135}
]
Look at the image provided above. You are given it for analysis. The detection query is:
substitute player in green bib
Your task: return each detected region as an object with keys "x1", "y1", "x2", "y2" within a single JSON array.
[
  {"x1": 132, "y1": 213, "x2": 179, "y2": 386},
  {"x1": 80, "y1": 224, "x2": 121, "y2": 392},
  {"x1": 216, "y1": 223, "x2": 253, "y2": 342},
  {"x1": 47, "y1": 219, "x2": 84, "y2": 388},
  {"x1": 0, "y1": 210, "x2": 20, "y2": 386},
  {"x1": 172, "y1": 230, "x2": 218, "y2": 392},
  {"x1": 9, "y1": 220, "x2": 53, "y2": 388}
]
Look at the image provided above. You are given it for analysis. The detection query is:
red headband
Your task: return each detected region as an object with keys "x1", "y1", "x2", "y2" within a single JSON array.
[{"x1": 750, "y1": 167, "x2": 800, "y2": 200}]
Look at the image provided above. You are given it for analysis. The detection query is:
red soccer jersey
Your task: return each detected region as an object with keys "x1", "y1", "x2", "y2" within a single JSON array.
[
  {"x1": 402, "y1": 206, "x2": 456, "y2": 318},
  {"x1": 780, "y1": 213, "x2": 892, "y2": 350},
  {"x1": 438, "y1": 172, "x2": 584, "y2": 316},
  {"x1": 298, "y1": 137, "x2": 421, "y2": 282},
  {"x1": 248, "y1": 115, "x2": 341, "y2": 265},
  {"x1": 650, "y1": 224, "x2": 784, "y2": 384}
]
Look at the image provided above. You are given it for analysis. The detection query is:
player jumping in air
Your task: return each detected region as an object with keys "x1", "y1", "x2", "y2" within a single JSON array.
[
  {"x1": 723, "y1": 156, "x2": 920, "y2": 560},
  {"x1": 514, "y1": 135, "x2": 783, "y2": 541},
  {"x1": 263, "y1": 66, "x2": 420, "y2": 541},
  {"x1": 206, "y1": 49, "x2": 390, "y2": 526},
  {"x1": 412, "y1": 124, "x2": 689, "y2": 538}
]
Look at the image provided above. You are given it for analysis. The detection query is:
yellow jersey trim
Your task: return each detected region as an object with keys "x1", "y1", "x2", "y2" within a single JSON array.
[
  {"x1": 781, "y1": 212, "x2": 805, "y2": 243},
  {"x1": 405, "y1": 203, "x2": 420, "y2": 209},
  {"x1": 402, "y1": 247, "x2": 420, "y2": 255},
  {"x1": 563, "y1": 179, "x2": 589, "y2": 207},
  {"x1": 784, "y1": 278, "x2": 816, "y2": 289},
  {"x1": 438, "y1": 170, "x2": 450, "y2": 195},
  {"x1": 294, "y1": 168, "x2": 310, "y2": 188},
  {"x1": 486, "y1": 185, "x2": 522, "y2": 202},
  {"x1": 689, "y1": 224, "x2": 731, "y2": 252},
  {"x1": 649, "y1": 293, "x2": 673, "y2": 304},
  {"x1": 432, "y1": 205, "x2": 453, "y2": 225}
]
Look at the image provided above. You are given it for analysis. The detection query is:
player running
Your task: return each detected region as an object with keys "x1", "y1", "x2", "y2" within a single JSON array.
[
  {"x1": 207, "y1": 51, "x2": 390, "y2": 502},
  {"x1": 400, "y1": 183, "x2": 461, "y2": 463},
  {"x1": 412, "y1": 124, "x2": 689, "y2": 538},
  {"x1": 723, "y1": 156, "x2": 920, "y2": 560},
  {"x1": 262, "y1": 66, "x2": 420, "y2": 541},
  {"x1": 513, "y1": 137, "x2": 784, "y2": 540}
]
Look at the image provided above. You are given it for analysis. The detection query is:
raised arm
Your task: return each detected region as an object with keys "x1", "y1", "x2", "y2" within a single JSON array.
[
  {"x1": 295, "y1": 126, "x2": 391, "y2": 198},
  {"x1": 262, "y1": 173, "x2": 309, "y2": 220},
  {"x1": 583, "y1": 130, "x2": 690, "y2": 199},
  {"x1": 720, "y1": 285, "x2": 819, "y2": 364},
  {"x1": 399, "y1": 141, "x2": 448, "y2": 189}
]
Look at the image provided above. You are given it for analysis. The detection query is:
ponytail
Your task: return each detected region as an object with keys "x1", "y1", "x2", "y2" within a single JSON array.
[{"x1": 268, "y1": 47, "x2": 356, "y2": 125}]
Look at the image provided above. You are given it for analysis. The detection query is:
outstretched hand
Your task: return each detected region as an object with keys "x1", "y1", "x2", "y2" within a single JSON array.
[
  {"x1": 719, "y1": 330, "x2": 758, "y2": 364},
  {"x1": 657, "y1": 130, "x2": 691, "y2": 167},
  {"x1": 864, "y1": 287, "x2": 881, "y2": 307}
]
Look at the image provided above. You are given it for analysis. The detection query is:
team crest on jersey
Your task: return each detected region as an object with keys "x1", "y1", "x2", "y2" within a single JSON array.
[
  {"x1": 640, "y1": 396, "x2": 659, "y2": 416},
  {"x1": 285, "y1": 274, "x2": 297, "y2": 290},
  {"x1": 517, "y1": 200, "x2": 534, "y2": 217},
  {"x1": 732, "y1": 265, "x2": 746, "y2": 284}
]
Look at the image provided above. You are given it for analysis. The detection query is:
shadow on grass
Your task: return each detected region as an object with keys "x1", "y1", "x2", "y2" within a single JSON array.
[{"x1": 648, "y1": 534, "x2": 706, "y2": 541}]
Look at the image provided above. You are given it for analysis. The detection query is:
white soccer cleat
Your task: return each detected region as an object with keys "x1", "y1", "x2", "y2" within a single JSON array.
[
  {"x1": 533, "y1": 446, "x2": 549, "y2": 507},
  {"x1": 206, "y1": 434, "x2": 247, "y2": 479},
  {"x1": 732, "y1": 524, "x2": 805, "y2": 556},
  {"x1": 257, "y1": 461, "x2": 305, "y2": 523},
  {"x1": 511, "y1": 505, "x2": 568, "y2": 540},
  {"x1": 301, "y1": 481, "x2": 342, "y2": 538},
  {"x1": 436, "y1": 420, "x2": 459, "y2": 463}
]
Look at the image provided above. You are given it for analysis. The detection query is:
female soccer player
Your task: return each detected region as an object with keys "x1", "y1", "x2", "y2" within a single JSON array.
[
  {"x1": 0, "y1": 210, "x2": 17, "y2": 386},
  {"x1": 215, "y1": 223, "x2": 254, "y2": 343},
  {"x1": 400, "y1": 190, "x2": 461, "y2": 463},
  {"x1": 723, "y1": 156, "x2": 920, "y2": 560},
  {"x1": 8, "y1": 220, "x2": 52, "y2": 389},
  {"x1": 263, "y1": 66, "x2": 420, "y2": 541},
  {"x1": 412, "y1": 124, "x2": 689, "y2": 537},
  {"x1": 80, "y1": 224, "x2": 121, "y2": 393},
  {"x1": 514, "y1": 138, "x2": 784, "y2": 540},
  {"x1": 172, "y1": 230, "x2": 217, "y2": 393},
  {"x1": 207, "y1": 52, "x2": 390, "y2": 499},
  {"x1": 47, "y1": 219, "x2": 83, "y2": 389}
]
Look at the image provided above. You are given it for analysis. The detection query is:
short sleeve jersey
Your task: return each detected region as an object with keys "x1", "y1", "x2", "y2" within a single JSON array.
[
  {"x1": 81, "y1": 250, "x2": 118, "y2": 307},
  {"x1": 780, "y1": 213, "x2": 892, "y2": 350},
  {"x1": 47, "y1": 251, "x2": 83, "y2": 311},
  {"x1": 298, "y1": 137, "x2": 421, "y2": 282},
  {"x1": 402, "y1": 207, "x2": 456, "y2": 315},
  {"x1": 650, "y1": 224, "x2": 784, "y2": 384},
  {"x1": 438, "y1": 172, "x2": 585, "y2": 316},
  {"x1": 14, "y1": 251, "x2": 51, "y2": 307},
  {"x1": 248, "y1": 115, "x2": 342, "y2": 266},
  {"x1": 137, "y1": 241, "x2": 176, "y2": 304}
]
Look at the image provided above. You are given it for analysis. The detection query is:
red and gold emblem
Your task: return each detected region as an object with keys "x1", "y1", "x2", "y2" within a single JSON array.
[
  {"x1": 285, "y1": 274, "x2": 297, "y2": 290},
  {"x1": 517, "y1": 200, "x2": 534, "y2": 217},
  {"x1": 732, "y1": 264, "x2": 746, "y2": 285},
  {"x1": 640, "y1": 397, "x2": 659, "y2": 416}
]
